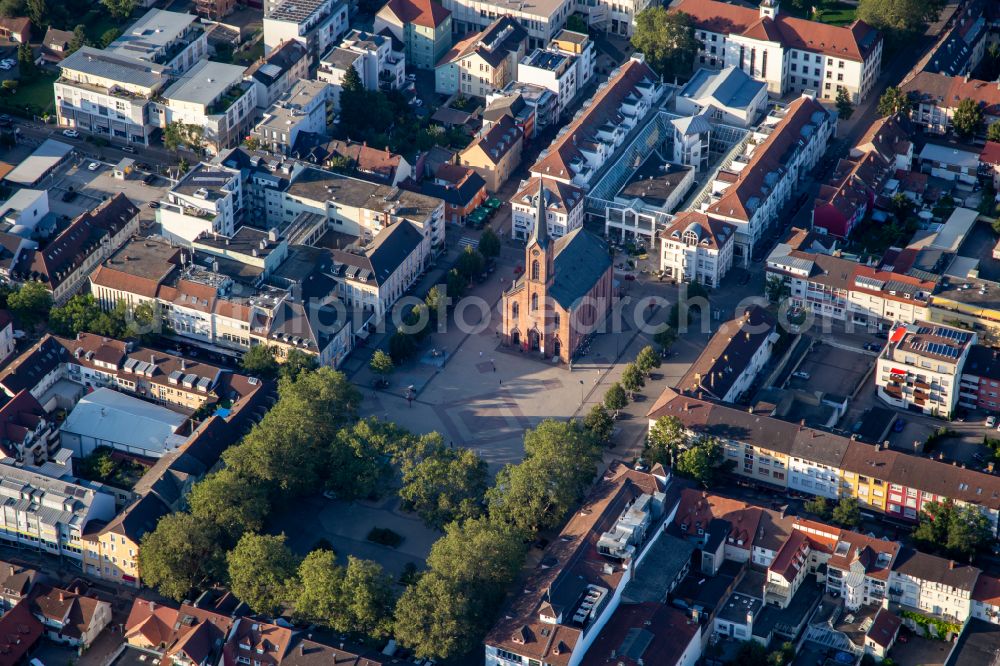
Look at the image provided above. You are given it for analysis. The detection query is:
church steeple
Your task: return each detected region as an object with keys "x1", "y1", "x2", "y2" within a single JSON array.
[{"x1": 530, "y1": 178, "x2": 549, "y2": 250}]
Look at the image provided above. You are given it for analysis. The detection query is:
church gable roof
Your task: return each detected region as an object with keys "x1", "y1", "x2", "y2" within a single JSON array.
[{"x1": 549, "y1": 229, "x2": 611, "y2": 309}]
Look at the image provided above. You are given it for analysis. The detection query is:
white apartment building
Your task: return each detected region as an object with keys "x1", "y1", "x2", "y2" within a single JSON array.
[
  {"x1": 318, "y1": 30, "x2": 405, "y2": 107},
  {"x1": 516, "y1": 31, "x2": 594, "y2": 116},
  {"x1": 0, "y1": 464, "x2": 115, "y2": 559},
  {"x1": 283, "y1": 167, "x2": 446, "y2": 248},
  {"x1": 55, "y1": 47, "x2": 170, "y2": 146},
  {"x1": 876, "y1": 321, "x2": 976, "y2": 419},
  {"x1": 509, "y1": 177, "x2": 584, "y2": 241},
  {"x1": 902, "y1": 73, "x2": 1000, "y2": 136},
  {"x1": 252, "y1": 80, "x2": 331, "y2": 155},
  {"x1": 658, "y1": 211, "x2": 735, "y2": 287},
  {"x1": 972, "y1": 574, "x2": 1000, "y2": 625},
  {"x1": 443, "y1": 0, "x2": 571, "y2": 50},
  {"x1": 675, "y1": 0, "x2": 883, "y2": 104},
  {"x1": 530, "y1": 56, "x2": 663, "y2": 189},
  {"x1": 766, "y1": 241, "x2": 935, "y2": 327},
  {"x1": 159, "y1": 60, "x2": 257, "y2": 155},
  {"x1": 705, "y1": 95, "x2": 834, "y2": 263},
  {"x1": 264, "y1": 0, "x2": 349, "y2": 63},
  {"x1": 247, "y1": 40, "x2": 310, "y2": 110},
  {"x1": 330, "y1": 220, "x2": 431, "y2": 322},
  {"x1": 156, "y1": 163, "x2": 242, "y2": 244},
  {"x1": 107, "y1": 9, "x2": 208, "y2": 74},
  {"x1": 889, "y1": 549, "x2": 979, "y2": 623}
]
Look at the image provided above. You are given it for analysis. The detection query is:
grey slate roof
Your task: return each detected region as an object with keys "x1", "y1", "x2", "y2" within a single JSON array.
[
  {"x1": 331, "y1": 220, "x2": 424, "y2": 287},
  {"x1": 620, "y1": 532, "x2": 695, "y2": 603},
  {"x1": 549, "y1": 228, "x2": 611, "y2": 309},
  {"x1": 60, "y1": 46, "x2": 168, "y2": 88},
  {"x1": 679, "y1": 66, "x2": 766, "y2": 110}
]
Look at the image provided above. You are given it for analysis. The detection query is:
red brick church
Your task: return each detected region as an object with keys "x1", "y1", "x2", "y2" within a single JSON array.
[{"x1": 501, "y1": 179, "x2": 614, "y2": 364}]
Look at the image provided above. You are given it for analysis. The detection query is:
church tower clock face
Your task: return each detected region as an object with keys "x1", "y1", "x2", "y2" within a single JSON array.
[{"x1": 532, "y1": 249, "x2": 540, "y2": 256}]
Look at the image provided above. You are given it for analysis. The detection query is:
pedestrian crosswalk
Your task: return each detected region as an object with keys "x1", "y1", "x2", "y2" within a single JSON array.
[{"x1": 458, "y1": 236, "x2": 479, "y2": 250}]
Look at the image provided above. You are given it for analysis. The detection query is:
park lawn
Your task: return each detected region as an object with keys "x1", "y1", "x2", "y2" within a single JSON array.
[
  {"x1": 815, "y1": 3, "x2": 857, "y2": 26},
  {"x1": 0, "y1": 72, "x2": 57, "y2": 117},
  {"x1": 783, "y1": 1, "x2": 857, "y2": 26},
  {"x1": 235, "y1": 39, "x2": 265, "y2": 66}
]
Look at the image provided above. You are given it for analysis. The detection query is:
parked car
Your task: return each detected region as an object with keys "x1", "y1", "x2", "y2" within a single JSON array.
[
  {"x1": 863, "y1": 342, "x2": 881, "y2": 352},
  {"x1": 121, "y1": 144, "x2": 137, "y2": 153},
  {"x1": 987, "y1": 416, "x2": 997, "y2": 428},
  {"x1": 87, "y1": 162, "x2": 99, "y2": 171},
  {"x1": 893, "y1": 418, "x2": 906, "y2": 433},
  {"x1": 146, "y1": 201, "x2": 159, "y2": 208},
  {"x1": 62, "y1": 129, "x2": 80, "y2": 138},
  {"x1": 0, "y1": 63, "x2": 11, "y2": 71},
  {"x1": 143, "y1": 173, "x2": 156, "y2": 184},
  {"x1": 792, "y1": 370, "x2": 810, "y2": 380}
]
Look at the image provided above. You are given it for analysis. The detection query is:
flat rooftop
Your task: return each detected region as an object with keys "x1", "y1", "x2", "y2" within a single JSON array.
[
  {"x1": 163, "y1": 60, "x2": 247, "y2": 106},
  {"x1": 268, "y1": 0, "x2": 334, "y2": 22},
  {"x1": 617, "y1": 153, "x2": 693, "y2": 209},
  {"x1": 945, "y1": 618, "x2": 1000, "y2": 666},
  {"x1": 109, "y1": 9, "x2": 199, "y2": 62},
  {"x1": 172, "y1": 163, "x2": 237, "y2": 200},
  {"x1": 522, "y1": 48, "x2": 570, "y2": 72}
]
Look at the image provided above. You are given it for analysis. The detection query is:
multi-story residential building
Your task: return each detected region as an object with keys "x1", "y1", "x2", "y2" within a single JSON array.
[
  {"x1": 156, "y1": 162, "x2": 243, "y2": 243},
  {"x1": 675, "y1": 0, "x2": 883, "y2": 103},
  {"x1": 252, "y1": 80, "x2": 331, "y2": 155},
  {"x1": 647, "y1": 388, "x2": 1000, "y2": 529},
  {"x1": 850, "y1": 113, "x2": 914, "y2": 171},
  {"x1": 918, "y1": 142, "x2": 981, "y2": 185},
  {"x1": 7, "y1": 194, "x2": 140, "y2": 305},
  {"x1": 443, "y1": 0, "x2": 570, "y2": 50},
  {"x1": 766, "y1": 231, "x2": 936, "y2": 327},
  {"x1": 318, "y1": 30, "x2": 406, "y2": 104},
  {"x1": 89, "y1": 237, "x2": 346, "y2": 362},
  {"x1": 705, "y1": 95, "x2": 834, "y2": 264},
  {"x1": 922, "y1": 0, "x2": 989, "y2": 78},
  {"x1": 530, "y1": 56, "x2": 663, "y2": 189},
  {"x1": 263, "y1": 0, "x2": 349, "y2": 63},
  {"x1": 972, "y1": 574, "x2": 1000, "y2": 624},
  {"x1": 658, "y1": 211, "x2": 737, "y2": 287},
  {"x1": 55, "y1": 47, "x2": 170, "y2": 146},
  {"x1": 901, "y1": 71, "x2": 1000, "y2": 136},
  {"x1": 981, "y1": 141, "x2": 1000, "y2": 190},
  {"x1": 246, "y1": 40, "x2": 310, "y2": 111},
  {"x1": 0, "y1": 464, "x2": 115, "y2": 559},
  {"x1": 159, "y1": 60, "x2": 257, "y2": 155},
  {"x1": 674, "y1": 305, "x2": 776, "y2": 403},
  {"x1": 889, "y1": 548, "x2": 980, "y2": 623},
  {"x1": 675, "y1": 66, "x2": 769, "y2": 128},
  {"x1": 282, "y1": 166, "x2": 446, "y2": 248},
  {"x1": 811, "y1": 150, "x2": 889, "y2": 238},
  {"x1": 516, "y1": 33, "x2": 593, "y2": 116},
  {"x1": 604, "y1": 160, "x2": 695, "y2": 245},
  {"x1": 0, "y1": 390, "x2": 55, "y2": 466},
  {"x1": 107, "y1": 9, "x2": 208, "y2": 74},
  {"x1": 959, "y1": 344, "x2": 1000, "y2": 413},
  {"x1": 876, "y1": 320, "x2": 975, "y2": 418},
  {"x1": 84, "y1": 493, "x2": 169, "y2": 588},
  {"x1": 329, "y1": 220, "x2": 431, "y2": 322},
  {"x1": 0, "y1": 562, "x2": 38, "y2": 611},
  {"x1": 435, "y1": 16, "x2": 527, "y2": 98},
  {"x1": 764, "y1": 522, "x2": 836, "y2": 609},
  {"x1": 824, "y1": 530, "x2": 899, "y2": 611},
  {"x1": 509, "y1": 176, "x2": 584, "y2": 241},
  {"x1": 374, "y1": 0, "x2": 453, "y2": 70},
  {"x1": 459, "y1": 115, "x2": 523, "y2": 192},
  {"x1": 485, "y1": 461, "x2": 673, "y2": 666}
]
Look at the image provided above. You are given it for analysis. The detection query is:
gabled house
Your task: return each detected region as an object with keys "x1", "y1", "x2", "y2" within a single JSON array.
[
  {"x1": 30, "y1": 581, "x2": 112, "y2": 649},
  {"x1": 459, "y1": 115, "x2": 523, "y2": 192}
]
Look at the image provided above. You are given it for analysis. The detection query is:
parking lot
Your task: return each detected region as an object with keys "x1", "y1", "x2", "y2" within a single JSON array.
[
  {"x1": 46, "y1": 156, "x2": 173, "y2": 223},
  {"x1": 785, "y1": 339, "x2": 872, "y2": 398}
]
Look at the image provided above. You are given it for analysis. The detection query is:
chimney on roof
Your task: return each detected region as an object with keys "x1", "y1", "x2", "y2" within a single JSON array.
[
  {"x1": 7, "y1": 566, "x2": 12, "y2": 576},
  {"x1": 151, "y1": 354, "x2": 155, "y2": 365},
  {"x1": 58, "y1": 592, "x2": 64, "y2": 603},
  {"x1": 149, "y1": 601, "x2": 154, "y2": 612},
  {"x1": 949, "y1": 560, "x2": 955, "y2": 569}
]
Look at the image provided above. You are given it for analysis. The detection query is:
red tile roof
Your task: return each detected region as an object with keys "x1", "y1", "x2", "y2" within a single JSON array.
[
  {"x1": 381, "y1": 0, "x2": 450, "y2": 29},
  {"x1": 673, "y1": 489, "x2": 762, "y2": 552},
  {"x1": 531, "y1": 59, "x2": 657, "y2": 182},
  {"x1": 579, "y1": 602, "x2": 698, "y2": 666},
  {"x1": 674, "y1": 0, "x2": 881, "y2": 61},
  {"x1": 973, "y1": 573, "x2": 1000, "y2": 607},
  {"x1": 0, "y1": 599, "x2": 42, "y2": 666},
  {"x1": 902, "y1": 71, "x2": 1000, "y2": 116},
  {"x1": 707, "y1": 96, "x2": 831, "y2": 222},
  {"x1": 980, "y1": 141, "x2": 1000, "y2": 166}
]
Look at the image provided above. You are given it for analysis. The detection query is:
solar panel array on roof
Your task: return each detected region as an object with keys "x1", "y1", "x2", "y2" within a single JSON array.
[
  {"x1": 915, "y1": 342, "x2": 960, "y2": 358},
  {"x1": 933, "y1": 327, "x2": 971, "y2": 343},
  {"x1": 855, "y1": 275, "x2": 884, "y2": 290}
]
